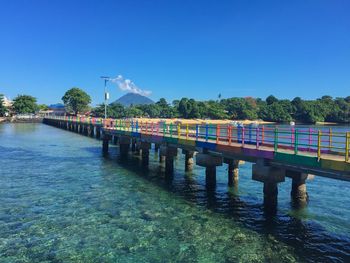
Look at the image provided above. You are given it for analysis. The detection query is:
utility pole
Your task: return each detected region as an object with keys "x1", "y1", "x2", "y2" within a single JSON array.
[{"x1": 100, "y1": 76, "x2": 110, "y2": 119}]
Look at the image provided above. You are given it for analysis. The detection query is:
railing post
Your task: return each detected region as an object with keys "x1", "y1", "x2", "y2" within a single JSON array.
[
  {"x1": 177, "y1": 123, "x2": 181, "y2": 138},
  {"x1": 256, "y1": 127, "x2": 259, "y2": 149},
  {"x1": 274, "y1": 127, "x2": 278, "y2": 152},
  {"x1": 163, "y1": 123, "x2": 166, "y2": 137},
  {"x1": 248, "y1": 124, "x2": 252, "y2": 143},
  {"x1": 170, "y1": 123, "x2": 173, "y2": 138},
  {"x1": 186, "y1": 124, "x2": 189, "y2": 140},
  {"x1": 294, "y1": 129, "x2": 298, "y2": 154},
  {"x1": 196, "y1": 124, "x2": 199, "y2": 140},
  {"x1": 216, "y1": 125, "x2": 219, "y2": 144},
  {"x1": 205, "y1": 124, "x2": 209, "y2": 142},
  {"x1": 329, "y1": 128, "x2": 332, "y2": 149},
  {"x1": 242, "y1": 126, "x2": 245, "y2": 147},
  {"x1": 261, "y1": 125, "x2": 265, "y2": 145},
  {"x1": 317, "y1": 130, "x2": 322, "y2": 159},
  {"x1": 228, "y1": 125, "x2": 232, "y2": 145},
  {"x1": 308, "y1": 127, "x2": 312, "y2": 150},
  {"x1": 346, "y1": 132, "x2": 349, "y2": 162}
]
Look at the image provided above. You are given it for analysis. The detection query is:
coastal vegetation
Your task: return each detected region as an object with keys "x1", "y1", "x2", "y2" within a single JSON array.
[
  {"x1": 0, "y1": 94, "x2": 7, "y2": 116},
  {"x1": 2, "y1": 88, "x2": 349, "y2": 124},
  {"x1": 62, "y1": 87, "x2": 91, "y2": 115},
  {"x1": 92, "y1": 95, "x2": 350, "y2": 124},
  {"x1": 12, "y1": 95, "x2": 37, "y2": 114}
]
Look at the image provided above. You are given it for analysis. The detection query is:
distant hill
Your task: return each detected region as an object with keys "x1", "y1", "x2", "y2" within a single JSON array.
[{"x1": 112, "y1": 93, "x2": 154, "y2": 107}]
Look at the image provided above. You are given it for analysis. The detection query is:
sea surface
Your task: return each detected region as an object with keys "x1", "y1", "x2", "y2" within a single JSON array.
[{"x1": 0, "y1": 123, "x2": 349, "y2": 263}]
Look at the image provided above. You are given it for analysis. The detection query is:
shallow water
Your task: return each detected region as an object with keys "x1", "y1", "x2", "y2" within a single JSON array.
[{"x1": 0, "y1": 123, "x2": 349, "y2": 262}]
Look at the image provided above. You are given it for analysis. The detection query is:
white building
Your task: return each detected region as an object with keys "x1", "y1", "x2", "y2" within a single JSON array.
[{"x1": 3, "y1": 96, "x2": 12, "y2": 107}]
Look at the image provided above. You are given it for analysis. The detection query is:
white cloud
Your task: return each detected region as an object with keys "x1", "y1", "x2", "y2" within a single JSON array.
[{"x1": 109, "y1": 75, "x2": 151, "y2": 96}]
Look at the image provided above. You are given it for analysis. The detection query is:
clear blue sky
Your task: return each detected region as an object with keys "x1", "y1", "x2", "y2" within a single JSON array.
[{"x1": 0, "y1": 0, "x2": 349, "y2": 105}]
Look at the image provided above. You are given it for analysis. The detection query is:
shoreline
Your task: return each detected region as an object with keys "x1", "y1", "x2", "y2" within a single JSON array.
[{"x1": 0, "y1": 117, "x2": 43, "y2": 123}]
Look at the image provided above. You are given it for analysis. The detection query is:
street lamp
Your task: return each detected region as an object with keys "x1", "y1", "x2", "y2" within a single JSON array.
[{"x1": 100, "y1": 76, "x2": 110, "y2": 119}]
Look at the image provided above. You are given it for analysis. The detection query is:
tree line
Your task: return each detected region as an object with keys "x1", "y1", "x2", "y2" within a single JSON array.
[
  {"x1": 2, "y1": 88, "x2": 350, "y2": 124},
  {"x1": 0, "y1": 94, "x2": 48, "y2": 117},
  {"x1": 92, "y1": 95, "x2": 350, "y2": 124}
]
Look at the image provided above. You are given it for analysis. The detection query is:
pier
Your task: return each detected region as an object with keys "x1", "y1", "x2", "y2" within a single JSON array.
[{"x1": 43, "y1": 116, "x2": 350, "y2": 210}]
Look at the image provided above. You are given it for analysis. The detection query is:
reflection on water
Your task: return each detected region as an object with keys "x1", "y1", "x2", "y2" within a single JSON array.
[{"x1": 0, "y1": 123, "x2": 349, "y2": 262}]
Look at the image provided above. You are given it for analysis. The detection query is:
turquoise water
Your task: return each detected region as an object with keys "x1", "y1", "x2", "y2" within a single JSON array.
[{"x1": 0, "y1": 124, "x2": 349, "y2": 262}]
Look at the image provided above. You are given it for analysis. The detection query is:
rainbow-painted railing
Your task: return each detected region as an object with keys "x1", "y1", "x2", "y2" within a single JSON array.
[{"x1": 48, "y1": 116, "x2": 350, "y2": 163}]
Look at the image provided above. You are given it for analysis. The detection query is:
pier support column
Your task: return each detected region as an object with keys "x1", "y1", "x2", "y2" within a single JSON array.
[
  {"x1": 131, "y1": 139, "x2": 136, "y2": 152},
  {"x1": 225, "y1": 159, "x2": 243, "y2": 186},
  {"x1": 135, "y1": 141, "x2": 141, "y2": 155},
  {"x1": 252, "y1": 159, "x2": 285, "y2": 212},
  {"x1": 89, "y1": 125, "x2": 94, "y2": 137},
  {"x1": 160, "y1": 145, "x2": 178, "y2": 174},
  {"x1": 119, "y1": 136, "x2": 130, "y2": 158},
  {"x1": 102, "y1": 134, "x2": 111, "y2": 155},
  {"x1": 96, "y1": 128, "x2": 101, "y2": 139},
  {"x1": 141, "y1": 142, "x2": 151, "y2": 166},
  {"x1": 159, "y1": 154, "x2": 165, "y2": 163},
  {"x1": 154, "y1": 143, "x2": 160, "y2": 152},
  {"x1": 286, "y1": 170, "x2": 310, "y2": 205},
  {"x1": 196, "y1": 153, "x2": 223, "y2": 189},
  {"x1": 182, "y1": 149, "x2": 194, "y2": 171},
  {"x1": 84, "y1": 125, "x2": 89, "y2": 136},
  {"x1": 263, "y1": 181, "x2": 278, "y2": 209}
]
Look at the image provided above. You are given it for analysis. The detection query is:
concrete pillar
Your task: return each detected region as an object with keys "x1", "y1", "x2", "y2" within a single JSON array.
[
  {"x1": 96, "y1": 128, "x2": 101, "y2": 139},
  {"x1": 205, "y1": 166, "x2": 217, "y2": 188},
  {"x1": 160, "y1": 145, "x2": 178, "y2": 174},
  {"x1": 140, "y1": 142, "x2": 151, "y2": 166},
  {"x1": 84, "y1": 125, "x2": 88, "y2": 136},
  {"x1": 159, "y1": 154, "x2": 165, "y2": 163},
  {"x1": 90, "y1": 125, "x2": 95, "y2": 137},
  {"x1": 286, "y1": 170, "x2": 309, "y2": 204},
  {"x1": 182, "y1": 149, "x2": 194, "y2": 171},
  {"x1": 102, "y1": 134, "x2": 111, "y2": 155},
  {"x1": 119, "y1": 136, "x2": 130, "y2": 158},
  {"x1": 165, "y1": 156, "x2": 174, "y2": 174},
  {"x1": 263, "y1": 181, "x2": 278, "y2": 209},
  {"x1": 131, "y1": 139, "x2": 136, "y2": 152},
  {"x1": 134, "y1": 141, "x2": 141, "y2": 155},
  {"x1": 154, "y1": 143, "x2": 160, "y2": 152},
  {"x1": 226, "y1": 159, "x2": 240, "y2": 186},
  {"x1": 196, "y1": 153, "x2": 223, "y2": 189},
  {"x1": 252, "y1": 159, "x2": 285, "y2": 212}
]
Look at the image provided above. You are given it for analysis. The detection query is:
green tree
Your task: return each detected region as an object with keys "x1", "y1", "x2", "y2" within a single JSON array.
[
  {"x1": 259, "y1": 102, "x2": 292, "y2": 122},
  {"x1": 38, "y1": 104, "x2": 49, "y2": 111},
  {"x1": 62, "y1": 87, "x2": 91, "y2": 115},
  {"x1": 266, "y1": 95, "x2": 278, "y2": 105},
  {"x1": 126, "y1": 106, "x2": 143, "y2": 118},
  {"x1": 221, "y1": 97, "x2": 257, "y2": 120},
  {"x1": 12, "y1": 95, "x2": 37, "y2": 114},
  {"x1": 205, "y1": 100, "x2": 227, "y2": 119},
  {"x1": 156, "y1": 98, "x2": 175, "y2": 118},
  {"x1": 0, "y1": 94, "x2": 7, "y2": 116}
]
